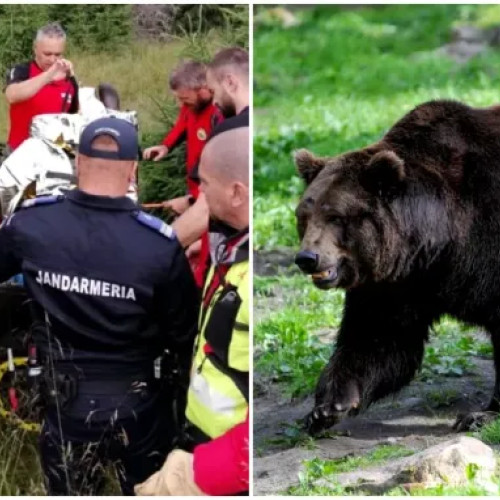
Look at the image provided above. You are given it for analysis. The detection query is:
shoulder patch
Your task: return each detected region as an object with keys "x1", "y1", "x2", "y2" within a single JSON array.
[
  {"x1": 20, "y1": 195, "x2": 64, "y2": 209},
  {"x1": 133, "y1": 211, "x2": 175, "y2": 239}
]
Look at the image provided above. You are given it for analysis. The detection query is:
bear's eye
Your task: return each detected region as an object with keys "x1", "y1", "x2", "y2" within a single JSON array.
[{"x1": 327, "y1": 215, "x2": 344, "y2": 225}]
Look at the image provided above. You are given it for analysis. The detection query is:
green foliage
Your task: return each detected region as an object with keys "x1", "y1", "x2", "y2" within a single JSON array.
[
  {"x1": 264, "y1": 421, "x2": 319, "y2": 450},
  {"x1": 0, "y1": 421, "x2": 43, "y2": 495},
  {"x1": 138, "y1": 146, "x2": 187, "y2": 209},
  {"x1": 455, "y1": 4, "x2": 500, "y2": 29},
  {"x1": 173, "y1": 5, "x2": 249, "y2": 47},
  {"x1": 254, "y1": 5, "x2": 500, "y2": 249},
  {"x1": 253, "y1": 194, "x2": 298, "y2": 251},
  {"x1": 478, "y1": 417, "x2": 500, "y2": 445},
  {"x1": 254, "y1": 275, "x2": 343, "y2": 397},
  {"x1": 425, "y1": 388, "x2": 460, "y2": 408},
  {"x1": 0, "y1": 5, "x2": 50, "y2": 75},
  {"x1": 287, "y1": 445, "x2": 413, "y2": 495},
  {"x1": 255, "y1": 273, "x2": 489, "y2": 399},
  {"x1": 255, "y1": 308, "x2": 333, "y2": 397},
  {"x1": 420, "y1": 318, "x2": 489, "y2": 380},
  {"x1": 387, "y1": 482, "x2": 499, "y2": 496},
  {"x1": 54, "y1": 5, "x2": 132, "y2": 54}
]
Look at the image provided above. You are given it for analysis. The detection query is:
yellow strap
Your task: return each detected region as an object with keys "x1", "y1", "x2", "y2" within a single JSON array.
[{"x1": 0, "y1": 357, "x2": 41, "y2": 432}]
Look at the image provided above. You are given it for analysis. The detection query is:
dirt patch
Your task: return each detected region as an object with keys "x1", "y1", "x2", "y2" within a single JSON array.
[{"x1": 254, "y1": 352, "x2": 494, "y2": 495}]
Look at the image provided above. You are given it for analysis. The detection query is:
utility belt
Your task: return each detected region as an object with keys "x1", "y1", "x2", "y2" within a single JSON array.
[
  {"x1": 17, "y1": 346, "x2": 184, "y2": 422},
  {"x1": 41, "y1": 366, "x2": 160, "y2": 419}
]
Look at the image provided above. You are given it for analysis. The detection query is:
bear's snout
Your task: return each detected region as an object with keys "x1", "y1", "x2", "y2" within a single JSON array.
[{"x1": 295, "y1": 250, "x2": 319, "y2": 273}]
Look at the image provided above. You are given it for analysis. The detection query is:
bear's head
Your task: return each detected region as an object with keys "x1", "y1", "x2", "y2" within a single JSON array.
[{"x1": 294, "y1": 141, "x2": 464, "y2": 290}]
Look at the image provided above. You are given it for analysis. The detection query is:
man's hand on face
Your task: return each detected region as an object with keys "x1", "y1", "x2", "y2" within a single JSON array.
[
  {"x1": 143, "y1": 145, "x2": 169, "y2": 162},
  {"x1": 45, "y1": 59, "x2": 73, "y2": 83},
  {"x1": 162, "y1": 195, "x2": 191, "y2": 215}
]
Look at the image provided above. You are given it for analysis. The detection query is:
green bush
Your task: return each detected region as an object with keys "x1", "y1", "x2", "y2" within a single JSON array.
[
  {"x1": 173, "y1": 5, "x2": 249, "y2": 47},
  {"x1": 53, "y1": 5, "x2": 132, "y2": 54},
  {"x1": 0, "y1": 5, "x2": 132, "y2": 76}
]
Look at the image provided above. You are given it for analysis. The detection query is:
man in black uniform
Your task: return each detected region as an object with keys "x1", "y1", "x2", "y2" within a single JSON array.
[{"x1": 0, "y1": 117, "x2": 199, "y2": 495}]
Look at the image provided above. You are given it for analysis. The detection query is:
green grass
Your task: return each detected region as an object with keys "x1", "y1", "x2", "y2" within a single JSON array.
[
  {"x1": 387, "y1": 482, "x2": 500, "y2": 496},
  {"x1": 0, "y1": 421, "x2": 43, "y2": 495},
  {"x1": 263, "y1": 421, "x2": 319, "y2": 450},
  {"x1": 425, "y1": 388, "x2": 460, "y2": 408},
  {"x1": 286, "y1": 443, "x2": 499, "y2": 496},
  {"x1": 254, "y1": 274, "x2": 343, "y2": 397},
  {"x1": 255, "y1": 271, "x2": 491, "y2": 399},
  {"x1": 286, "y1": 444, "x2": 413, "y2": 495},
  {"x1": 419, "y1": 318, "x2": 490, "y2": 380},
  {"x1": 254, "y1": 4, "x2": 500, "y2": 251},
  {"x1": 478, "y1": 417, "x2": 500, "y2": 445}
]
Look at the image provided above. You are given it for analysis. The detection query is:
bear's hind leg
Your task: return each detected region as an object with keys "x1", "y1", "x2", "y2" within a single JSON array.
[{"x1": 453, "y1": 329, "x2": 500, "y2": 431}]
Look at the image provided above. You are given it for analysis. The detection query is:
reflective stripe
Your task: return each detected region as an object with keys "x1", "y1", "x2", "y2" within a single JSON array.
[
  {"x1": 190, "y1": 370, "x2": 236, "y2": 416},
  {"x1": 133, "y1": 211, "x2": 175, "y2": 239},
  {"x1": 186, "y1": 261, "x2": 249, "y2": 439},
  {"x1": 186, "y1": 354, "x2": 247, "y2": 439}
]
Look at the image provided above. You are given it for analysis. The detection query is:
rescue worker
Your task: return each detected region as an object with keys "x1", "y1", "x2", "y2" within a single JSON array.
[
  {"x1": 4, "y1": 22, "x2": 79, "y2": 154},
  {"x1": 0, "y1": 117, "x2": 199, "y2": 495},
  {"x1": 206, "y1": 47, "x2": 249, "y2": 126},
  {"x1": 142, "y1": 61, "x2": 222, "y2": 214},
  {"x1": 173, "y1": 48, "x2": 249, "y2": 287},
  {"x1": 136, "y1": 126, "x2": 249, "y2": 496}
]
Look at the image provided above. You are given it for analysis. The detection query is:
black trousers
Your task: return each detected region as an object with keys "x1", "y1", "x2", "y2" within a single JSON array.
[{"x1": 39, "y1": 390, "x2": 175, "y2": 496}]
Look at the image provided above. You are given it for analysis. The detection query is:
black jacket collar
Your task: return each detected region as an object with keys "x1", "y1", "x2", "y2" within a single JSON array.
[{"x1": 67, "y1": 189, "x2": 137, "y2": 211}]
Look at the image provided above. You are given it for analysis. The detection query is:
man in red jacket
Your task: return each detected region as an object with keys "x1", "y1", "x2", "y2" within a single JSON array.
[
  {"x1": 4, "y1": 22, "x2": 78, "y2": 153},
  {"x1": 173, "y1": 48, "x2": 250, "y2": 287},
  {"x1": 143, "y1": 61, "x2": 222, "y2": 211}
]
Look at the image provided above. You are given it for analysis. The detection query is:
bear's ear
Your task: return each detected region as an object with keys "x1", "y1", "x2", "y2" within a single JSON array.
[
  {"x1": 361, "y1": 151, "x2": 406, "y2": 198},
  {"x1": 294, "y1": 149, "x2": 328, "y2": 185}
]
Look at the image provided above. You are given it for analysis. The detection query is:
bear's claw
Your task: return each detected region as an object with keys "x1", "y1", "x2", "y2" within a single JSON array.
[{"x1": 303, "y1": 404, "x2": 345, "y2": 435}]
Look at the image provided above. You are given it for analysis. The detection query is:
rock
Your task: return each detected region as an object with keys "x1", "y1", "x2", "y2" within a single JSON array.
[
  {"x1": 315, "y1": 437, "x2": 497, "y2": 494},
  {"x1": 433, "y1": 24, "x2": 497, "y2": 64},
  {"x1": 436, "y1": 41, "x2": 488, "y2": 64},
  {"x1": 452, "y1": 25, "x2": 488, "y2": 44},
  {"x1": 254, "y1": 373, "x2": 270, "y2": 397},
  {"x1": 384, "y1": 437, "x2": 400, "y2": 445},
  {"x1": 254, "y1": 248, "x2": 297, "y2": 276}
]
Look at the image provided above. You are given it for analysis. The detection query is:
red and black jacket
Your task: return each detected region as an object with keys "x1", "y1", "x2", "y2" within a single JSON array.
[
  {"x1": 5, "y1": 61, "x2": 79, "y2": 150},
  {"x1": 162, "y1": 103, "x2": 222, "y2": 199}
]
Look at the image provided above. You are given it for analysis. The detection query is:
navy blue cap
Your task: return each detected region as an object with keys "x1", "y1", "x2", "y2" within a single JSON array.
[{"x1": 78, "y1": 117, "x2": 138, "y2": 161}]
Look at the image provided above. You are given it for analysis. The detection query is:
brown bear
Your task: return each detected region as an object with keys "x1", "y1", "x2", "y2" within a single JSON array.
[{"x1": 294, "y1": 99, "x2": 500, "y2": 435}]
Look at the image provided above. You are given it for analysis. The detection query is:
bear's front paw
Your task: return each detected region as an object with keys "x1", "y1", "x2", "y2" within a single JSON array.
[
  {"x1": 452, "y1": 411, "x2": 498, "y2": 432},
  {"x1": 303, "y1": 404, "x2": 348, "y2": 436}
]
